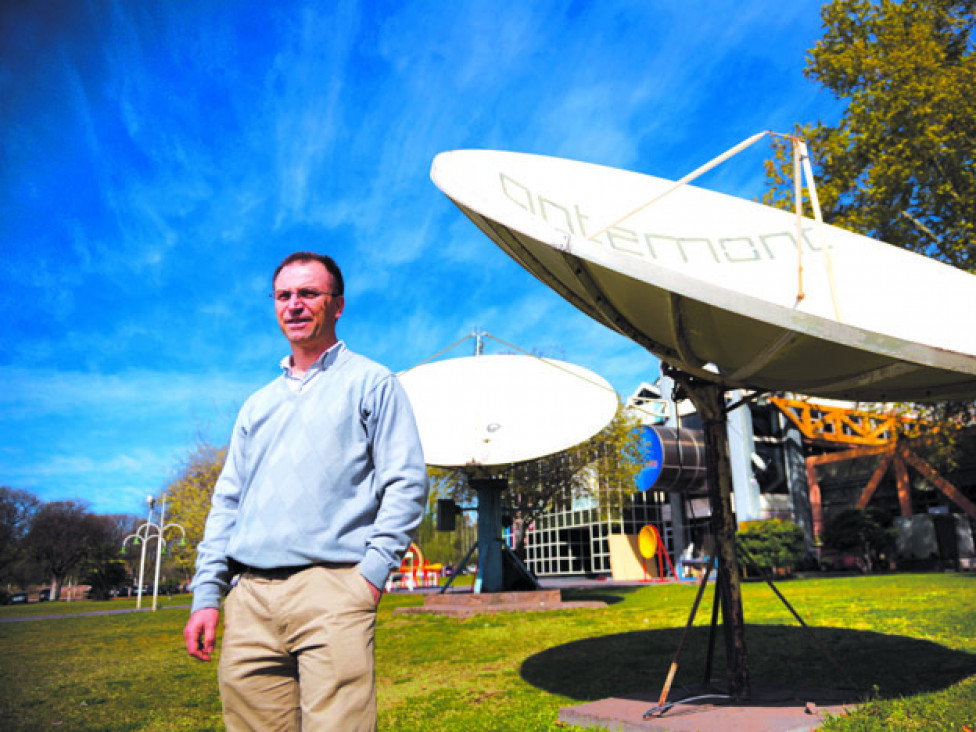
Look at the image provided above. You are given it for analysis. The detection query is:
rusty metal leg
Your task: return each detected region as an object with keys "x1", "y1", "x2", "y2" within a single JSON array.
[
  {"x1": 644, "y1": 562, "x2": 714, "y2": 718},
  {"x1": 692, "y1": 381, "x2": 750, "y2": 700},
  {"x1": 898, "y1": 444, "x2": 976, "y2": 520},
  {"x1": 893, "y1": 453, "x2": 912, "y2": 517},
  {"x1": 805, "y1": 458, "x2": 823, "y2": 542},
  {"x1": 856, "y1": 449, "x2": 895, "y2": 509}
]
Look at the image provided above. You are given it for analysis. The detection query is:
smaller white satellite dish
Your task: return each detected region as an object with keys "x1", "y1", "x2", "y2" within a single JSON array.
[{"x1": 398, "y1": 354, "x2": 618, "y2": 468}]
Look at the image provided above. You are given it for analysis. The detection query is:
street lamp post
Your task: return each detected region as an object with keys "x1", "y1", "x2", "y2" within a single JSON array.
[
  {"x1": 122, "y1": 496, "x2": 154, "y2": 610},
  {"x1": 121, "y1": 494, "x2": 186, "y2": 611},
  {"x1": 150, "y1": 495, "x2": 185, "y2": 611}
]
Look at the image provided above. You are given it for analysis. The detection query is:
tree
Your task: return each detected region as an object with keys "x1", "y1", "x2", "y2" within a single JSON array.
[
  {"x1": 81, "y1": 559, "x2": 130, "y2": 601},
  {"x1": 0, "y1": 486, "x2": 40, "y2": 587},
  {"x1": 411, "y1": 505, "x2": 471, "y2": 567},
  {"x1": 26, "y1": 501, "x2": 119, "y2": 599},
  {"x1": 162, "y1": 443, "x2": 226, "y2": 582},
  {"x1": 85, "y1": 513, "x2": 138, "y2": 599},
  {"x1": 763, "y1": 0, "x2": 975, "y2": 272},
  {"x1": 507, "y1": 406, "x2": 643, "y2": 557},
  {"x1": 822, "y1": 507, "x2": 896, "y2": 572},
  {"x1": 410, "y1": 469, "x2": 479, "y2": 569},
  {"x1": 736, "y1": 520, "x2": 807, "y2": 576},
  {"x1": 763, "y1": 0, "x2": 976, "y2": 467}
]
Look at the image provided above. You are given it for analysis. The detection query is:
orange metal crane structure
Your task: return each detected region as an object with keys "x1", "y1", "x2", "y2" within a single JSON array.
[{"x1": 769, "y1": 396, "x2": 976, "y2": 539}]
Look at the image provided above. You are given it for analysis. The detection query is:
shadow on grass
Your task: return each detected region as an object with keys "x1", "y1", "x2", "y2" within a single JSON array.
[
  {"x1": 520, "y1": 624, "x2": 976, "y2": 702},
  {"x1": 560, "y1": 586, "x2": 644, "y2": 606}
]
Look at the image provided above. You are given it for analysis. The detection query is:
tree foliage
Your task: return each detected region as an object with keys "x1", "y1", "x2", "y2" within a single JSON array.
[
  {"x1": 736, "y1": 519, "x2": 807, "y2": 575},
  {"x1": 411, "y1": 501, "x2": 476, "y2": 568},
  {"x1": 162, "y1": 443, "x2": 226, "y2": 580},
  {"x1": 507, "y1": 406, "x2": 643, "y2": 555},
  {"x1": 0, "y1": 486, "x2": 40, "y2": 585},
  {"x1": 81, "y1": 559, "x2": 130, "y2": 601},
  {"x1": 903, "y1": 405, "x2": 976, "y2": 476},
  {"x1": 26, "y1": 501, "x2": 121, "y2": 599},
  {"x1": 763, "y1": 0, "x2": 976, "y2": 466},
  {"x1": 763, "y1": 0, "x2": 976, "y2": 272},
  {"x1": 822, "y1": 506, "x2": 897, "y2": 572}
]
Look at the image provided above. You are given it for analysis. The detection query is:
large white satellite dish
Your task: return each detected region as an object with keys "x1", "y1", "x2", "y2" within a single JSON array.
[
  {"x1": 430, "y1": 150, "x2": 976, "y2": 402},
  {"x1": 398, "y1": 354, "x2": 618, "y2": 468}
]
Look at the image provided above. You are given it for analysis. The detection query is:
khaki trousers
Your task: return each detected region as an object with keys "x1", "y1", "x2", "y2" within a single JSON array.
[{"x1": 218, "y1": 564, "x2": 378, "y2": 731}]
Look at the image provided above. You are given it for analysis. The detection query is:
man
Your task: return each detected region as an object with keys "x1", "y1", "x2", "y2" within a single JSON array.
[{"x1": 184, "y1": 251, "x2": 428, "y2": 731}]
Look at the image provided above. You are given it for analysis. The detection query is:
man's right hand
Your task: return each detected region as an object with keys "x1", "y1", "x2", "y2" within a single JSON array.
[{"x1": 184, "y1": 607, "x2": 220, "y2": 661}]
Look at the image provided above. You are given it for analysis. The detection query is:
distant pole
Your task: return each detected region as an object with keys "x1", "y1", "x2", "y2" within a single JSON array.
[
  {"x1": 135, "y1": 497, "x2": 154, "y2": 610},
  {"x1": 153, "y1": 495, "x2": 185, "y2": 611},
  {"x1": 152, "y1": 497, "x2": 166, "y2": 611},
  {"x1": 150, "y1": 496, "x2": 186, "y2": 611}
]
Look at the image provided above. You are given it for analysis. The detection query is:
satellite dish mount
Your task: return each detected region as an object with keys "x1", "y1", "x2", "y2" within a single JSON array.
[{"x1": 663, "y1": 364, "x2": 750, "y2": 697}]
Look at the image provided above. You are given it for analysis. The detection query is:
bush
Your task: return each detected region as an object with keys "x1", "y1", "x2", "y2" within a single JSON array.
[
  {"x1": 736, "y1": 519, "x2": 807, "y2": 576},
  {"x1": 159, "y1": 580, "x2": 182, "y2": 596},
  {"x1": 821, "y1": 507, "x2": 895, "y2": 573},
  {"x1": 81, "y1": 559, "x2": 130, "y2": 601}
]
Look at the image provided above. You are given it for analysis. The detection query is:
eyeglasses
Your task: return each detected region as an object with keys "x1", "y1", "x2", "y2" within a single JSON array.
[{"x1": 271, "y1": 288, "x2": 340, "y2": 303}]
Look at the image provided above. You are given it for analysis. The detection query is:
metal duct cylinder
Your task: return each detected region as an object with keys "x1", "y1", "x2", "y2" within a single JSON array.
[{"x1": 636, "y1": 425, "x2": 707, "y2": 493}]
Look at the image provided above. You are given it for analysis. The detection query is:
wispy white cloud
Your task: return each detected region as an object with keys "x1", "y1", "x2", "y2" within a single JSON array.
[
  {"x1": 104, "y1": 0, "x2": 149, "y2": 140},
  {"x1": 0, "y1": 365, "x2": 263, "y2": 513},
  {"x1": 1, "y1": 446, "x2": 187, "y2": 515},
  {"x1": 9, "y1": 449, "x2": 172, "y2": 483},
  {"x1": 0, "y1": 0, "x2": 834, "y2": 514},
  {"x1": 0, "y1": 366, "x2": 261, "y2": 422},
  {"x1": 267, "y1": 4, "x2": 364, "y2": 225}
]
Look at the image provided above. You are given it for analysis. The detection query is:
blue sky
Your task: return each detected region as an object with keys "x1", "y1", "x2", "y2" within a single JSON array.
[{"x1": 0, "y1": 0, "x2": 838, "y2": 516}]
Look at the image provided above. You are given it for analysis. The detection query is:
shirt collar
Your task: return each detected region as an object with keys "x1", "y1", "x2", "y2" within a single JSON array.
[{"x1": 280, "y1": 340, "x2": 345, "y2": 380}]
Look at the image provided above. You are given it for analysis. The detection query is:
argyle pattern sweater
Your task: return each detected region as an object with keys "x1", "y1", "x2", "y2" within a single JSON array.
[{"x1": 190, "y1": 342, "x2": 428, "y2": 613}]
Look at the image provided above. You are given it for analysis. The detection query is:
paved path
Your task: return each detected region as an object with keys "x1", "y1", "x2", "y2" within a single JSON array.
[
  {"x1": 0, "y1": 603, "x2": 191, "y2": 623},
  {"x1": 0, "y1": 578, "x2": 670, "y2": 623},
  {"x1": 560, "y1": 683, "x2": 858, "y2": 732}
]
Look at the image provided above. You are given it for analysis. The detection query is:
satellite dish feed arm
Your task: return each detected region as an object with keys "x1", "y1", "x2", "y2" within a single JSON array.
[
  {"x1": 588, "y1": 130, "x2": 772, "y2": 242},
  {"x1": 586, "y1": 130, "x2": 828, "y2": 312}
]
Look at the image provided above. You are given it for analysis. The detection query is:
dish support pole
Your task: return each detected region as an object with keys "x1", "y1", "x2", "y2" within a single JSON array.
[{"x1": 667, "y1": 368, "x2": 751, "y2": 700}]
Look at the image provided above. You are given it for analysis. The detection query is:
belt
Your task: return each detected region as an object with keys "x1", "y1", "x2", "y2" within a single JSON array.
[{"x1": 233, "y1": 561, "x2": 357, "y2": 579}]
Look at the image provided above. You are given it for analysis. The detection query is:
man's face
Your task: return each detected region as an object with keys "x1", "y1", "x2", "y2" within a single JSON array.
[{"x1": 273, "y1": 260, "x2": 345, "y2": 352}]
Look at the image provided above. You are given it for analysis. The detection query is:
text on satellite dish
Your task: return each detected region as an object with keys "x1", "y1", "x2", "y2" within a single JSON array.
[{"x1": 499, "y1": 173, "x2": 829, "y2": 267}]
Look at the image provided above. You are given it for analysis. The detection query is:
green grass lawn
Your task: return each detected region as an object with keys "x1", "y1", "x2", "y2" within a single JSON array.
[{"x1": 0, "y1": 573, "x2": 973, "y2": 731}]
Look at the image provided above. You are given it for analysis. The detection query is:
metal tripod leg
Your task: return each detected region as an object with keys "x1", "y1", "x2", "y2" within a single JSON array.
[
  {"x1": 703, "y1": 569, "x2": 722, "y2": 688},
  {"x1": 438, "y1": 541, "x2": 478, "y2": 594},
  {"x1": 737, "y1": 545, "x2": 860, "y2": 693},
  {"x1": 644, "y1": 561, "x2": 715, "y2": 718}
]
